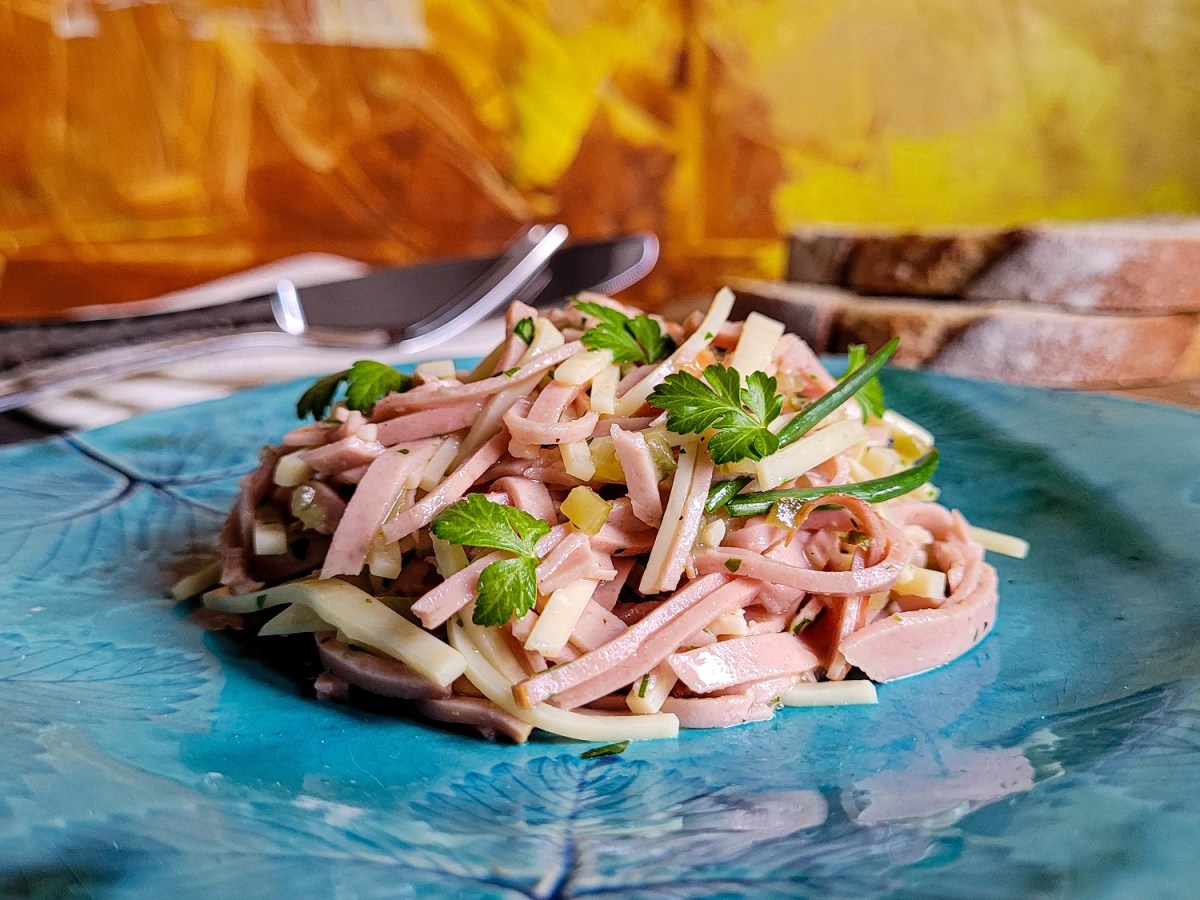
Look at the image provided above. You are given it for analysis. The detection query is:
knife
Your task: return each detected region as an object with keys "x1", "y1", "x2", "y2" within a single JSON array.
[{"x1": 0, "y1": 229, "x2": 658, "y2": 413}]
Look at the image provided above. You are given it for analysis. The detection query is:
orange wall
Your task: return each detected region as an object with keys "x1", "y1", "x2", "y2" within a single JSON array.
[{"x1": 2, "y1": 0, "x2": 1199, "y2": 315}]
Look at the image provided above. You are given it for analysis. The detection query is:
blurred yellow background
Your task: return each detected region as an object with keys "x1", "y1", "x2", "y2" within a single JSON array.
[{"x1": 2, "y1": 0, "x2": 1199, "y2": 316}]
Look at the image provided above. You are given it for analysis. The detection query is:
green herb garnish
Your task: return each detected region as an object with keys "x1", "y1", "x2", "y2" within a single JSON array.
[
  {"x1": 773, "y1": 338, "x2": 898, "y2": 448},
  {"x1": 637, "y1": 674, "x2": 650, "y2": 699},
  {"x1": 724, "y1": 558, "x2": 743, "y2": 573},
  {"x1": 431, "y1": 495, "x2": 551, "y2": 627},
  {"x1": 647, "y1": 365, "x2": 783, "y2": 464},
  {"x1": 725, "y1": 450, "x2": 939, "y2": 521},
  {"x1": 513, "y1": 317, "x2": 535, "y2": 345},
  {"x1": 845, "y1": 344, "x2": 886, "y2": 421},
  {"x1": 502, "y1": 367, "x2": 521, "y2": 378},
  {"x1": 575, "y1": 301, "x2": 674, "y2": 365},
  {"x1": 296, "y1": 360, "x2": 412, "y2": 420},
  {"x1": 581, "y1": 740, "x2": 630, "y2": 759},
  {"x1": 705, "y1": 476, "x2": 753, "y2": 514}
]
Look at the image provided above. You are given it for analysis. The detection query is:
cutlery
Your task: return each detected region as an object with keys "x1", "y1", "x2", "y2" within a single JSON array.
[{"x1": 0, "y1": 229, "x2": 659, "y2": 413}]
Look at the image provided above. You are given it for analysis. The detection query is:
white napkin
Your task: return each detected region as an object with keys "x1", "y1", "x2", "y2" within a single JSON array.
[{"x1": 25, "y1": 255, "x2": 507, "y2": 431}]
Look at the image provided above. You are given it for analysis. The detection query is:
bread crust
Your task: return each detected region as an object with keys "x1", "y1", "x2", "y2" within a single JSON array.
[
  {"x1": 786, "y1": 222, "x2": 1200, "y2": 313},
  {"x1": 732, "y1": 279, "x2": 1200, "y2": 389}
]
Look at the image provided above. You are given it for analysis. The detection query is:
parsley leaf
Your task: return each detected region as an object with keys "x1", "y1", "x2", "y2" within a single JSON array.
[
  {"x1": 845, "y1": 344, "x2": 886, "y2": 420},
  {"x1": 295, "y1": 360, "x2": 411, "y2": 420},
  {"x1": 514, "y1": 317, "x2": 535, "y2": 345},
  {"x1": 431, "y1": 494, "x2": 549, "y2": 556},
  {"x1": 296, "y1": 370, "x2": 349, "y2": 420},
  {"x1": 431, "y1": 495, "x2": 551, "y2": 626},
  {"x1": 472, "y1": 557, "x2": 538, "y2": 627},
  {"x1": 575, "y1": 301, "x2": 675, "y2": 364},
  {"x1": 647, "y1": 365, "x2": 783, "y2": 464}
]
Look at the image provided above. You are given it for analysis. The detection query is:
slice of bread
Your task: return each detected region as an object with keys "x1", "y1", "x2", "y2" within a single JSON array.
[
  {"x1": 731, "y1": 279, "x2": 1200, "y2": 389},
  {"x1": 787, "y1": 220, "x2": 1200, "y2": 313}
]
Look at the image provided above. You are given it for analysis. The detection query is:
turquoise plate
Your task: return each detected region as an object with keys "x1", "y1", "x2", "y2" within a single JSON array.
[{"x1": 1, "y1": 367, "x2": 1198, "y2": 899}]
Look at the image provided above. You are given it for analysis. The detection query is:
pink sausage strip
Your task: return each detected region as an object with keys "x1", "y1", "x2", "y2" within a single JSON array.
[
  {"x1": 375, "y1": 401, "x2": 482, "y2": 445},
  {"x1": 321, "y1": 441, "x2": 438, "y2": 578},
  {"x1": 668, "y1": 633, "x2": 820, "y2": 694},
  {"x1": 840, "y1": 563, "x2": 999, "y2": 682},
  {"x1": 513, "y1": 573, "x2": 730, "y2": 707},
  {"x1": 610, "y1": 425, "x2": 663, "y2": 527},
  {"x1": 373, "y1": 342, "x2": 582, "y2": 418},
  {"x1": 382, "y1": 431, "x2": 509, "y2": 542},
  {"x1": 541, "y1": 578, "x2": 760, "y2": 710}
]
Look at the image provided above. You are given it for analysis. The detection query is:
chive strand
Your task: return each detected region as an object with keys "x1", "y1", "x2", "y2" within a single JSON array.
[
  {"x1": 775, "y1": 337, "x2": 899, "y2": 448},
  {"x1": 704, "y1": 475, "x2": 753, "y2": 513},
  {"x1": 724, "y1": 450, "x2": 939, "y2": 519}
]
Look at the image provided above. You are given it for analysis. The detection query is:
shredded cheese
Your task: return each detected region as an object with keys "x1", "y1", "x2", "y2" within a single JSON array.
[
  {"x1": 638, "y1": 438, "x2": 698, "y2": 593},
  {"x1": 969, "y1": 525, "x2": 1030, "y2": 559},
  {"x1": 625, "y1": 663, "x2": 677, "y2": 715},
  {"x1": 589, "y1": 364, "x2": 619, "y2": 415},
  {"x1": 524, "y1": 579, "x2": 596, "y2": 656},
  {"x1": 755, "y1": 419, "x2": 866, "y2": 490},
  {"x1": 274, "y1": 453, "x2": 315, "y2": 488},
  {"x1": 782, "y1": 681, "x2": 878, "y2": 707},
  {"x1": 554, "y1": 349, "x2": 614, "y2": 386},
  {"x1": 559, "y1": 440, "x2": 597, "y2": 482},
  {"x1": 727, "y1": 311, "x2": 785, "y2": 378}
]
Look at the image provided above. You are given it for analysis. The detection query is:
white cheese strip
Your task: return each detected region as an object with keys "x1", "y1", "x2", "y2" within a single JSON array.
[
  {"x1": 273, "y1": 452, "x2": 315, "y2": 487},
  {"x1": 614, "y1": 287, "x2": 734, "y2": 417},
  {"x1": 204, "y1": 579, "x2": 466, "y2": 685},
  {"x1": 969, "y1": 525, "x2": 1030, "y2": 559},
  {"x1": 432, "y1": 536, "x2": 469, "y2": 578},
  {"x1": 590, "y1": 364, "x2": 619, "y2": 415},
  {"x1": 419, "y1": 436, "x2": 461, "y2": 491},
  {"x1": 554, "y1": 349, "x2": 613, "y2": 386},
  {"x1": 559, "y1": 440, "x2": 596, "y2": 481},
  {"x1": 727, "y1": 312, "x2": 785, "y2": 378},
  {"x1": 755, "y1": 418, "x2": 866, "y2": 490},
  {"x1": 625, "y1": 663, "x2": 677, "y2": 715},
  {"x1": 893, "y1": 564, "x2": 947, "y2": 599},
  {"x1": 169, "y1": 561, "x2": 221, "y2": 601},
  {"x1": 524, "y1": 579, "x2": 597, "y2": 656},
  {"x1": 638, "y1": 438, "x2": 698, "y2": 593},
  {"x1": 257, "y1": 602, "x2": 330, "y2": 636},
  {"x1": 414, "y1": 359, "x2": 457, "y2": 383},
  {"x1": 782, "y1": 681, "x2": 878, "y2": 707},
  {"x1": 253, "y1": 522, "x2": 288, "y2": 556},
  {"x1": 450, "y1": 615, "x2": 680, "y2": 741},
  {"x1": 705, "y1": 609, "x2": 748, "y2": 637}
]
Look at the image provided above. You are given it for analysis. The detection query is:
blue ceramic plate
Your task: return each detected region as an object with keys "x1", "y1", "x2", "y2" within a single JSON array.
[{"x1": 1, "y1": 368, "x2": 1198, "y2": 899}]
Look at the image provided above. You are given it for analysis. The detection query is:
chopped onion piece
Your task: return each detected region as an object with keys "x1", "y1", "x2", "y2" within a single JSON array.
[
  {"x1": 860, "y1": 445, "x2": 901, "y2": 478},
  {"x1": 367, "y1": 540, "x2": 403, "y2": 579},
  {"x1": 561, "y1": 486, "x2": 613, "y2": 535}
]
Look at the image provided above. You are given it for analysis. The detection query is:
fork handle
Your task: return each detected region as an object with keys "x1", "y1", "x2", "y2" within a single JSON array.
[{"x1": 0, "y1": 296, "x2": 279, "y2": 373}]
